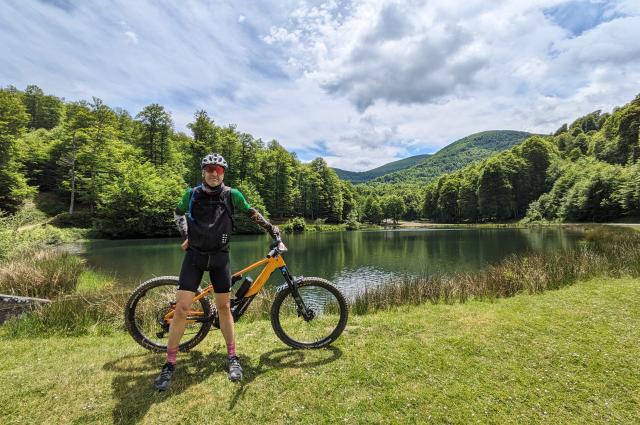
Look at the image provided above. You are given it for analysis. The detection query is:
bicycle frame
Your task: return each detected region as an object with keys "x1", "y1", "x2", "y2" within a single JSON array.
[{"x1": 163, "y1": 250, "x2": 292, "y2": 325}]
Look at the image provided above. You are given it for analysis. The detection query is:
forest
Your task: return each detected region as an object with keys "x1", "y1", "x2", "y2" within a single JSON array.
[
  {"x1": 0, "y1": 85, "x2": 359, "y2": 236},
  {"x1": 421, "y1": 96, "x2": 640, "y2": 223},
  {"x1": 1, "y1": 85, "x2": 639, "y2": 238}
]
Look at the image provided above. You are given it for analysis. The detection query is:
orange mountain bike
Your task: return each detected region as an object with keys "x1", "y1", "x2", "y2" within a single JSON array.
[{"x1": 124, "y1": 237, "x2": 348, "y2": 351}]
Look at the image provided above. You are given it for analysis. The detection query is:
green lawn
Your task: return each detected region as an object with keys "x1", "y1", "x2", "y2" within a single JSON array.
[{"x1": 2, "y1": 277, "x2": 639, "y2": 424}]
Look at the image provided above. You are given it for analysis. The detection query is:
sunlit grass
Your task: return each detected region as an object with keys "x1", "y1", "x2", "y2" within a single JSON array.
[{"x1": 1, "y1": 276, "x2": 639, "y2": 424}]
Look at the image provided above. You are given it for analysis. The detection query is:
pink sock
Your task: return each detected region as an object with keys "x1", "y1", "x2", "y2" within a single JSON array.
[
  {"x1": 166, "y1": 346, "x2": 178, "y2": 364},
  {"x1": 227, "y1": 342, "x2": 236, "y2": 358}
]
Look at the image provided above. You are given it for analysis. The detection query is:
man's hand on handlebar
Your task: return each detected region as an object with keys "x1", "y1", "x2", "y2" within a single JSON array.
[{"x1": 273, "y1": 235, "x2": 288, "y2": 252}]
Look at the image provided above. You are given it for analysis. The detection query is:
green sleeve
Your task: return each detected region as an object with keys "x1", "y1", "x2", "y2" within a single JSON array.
[
  {"x1": 230, "y1": 188, "x2": 251, "y2": 213},
  {"x1": 175, "y1": 188, "x2": 192, "y2": 214}
]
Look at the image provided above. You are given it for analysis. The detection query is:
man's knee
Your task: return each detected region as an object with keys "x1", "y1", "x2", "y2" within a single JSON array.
[
  {"x1": 174, "y1": 300, "x2": 191, "y2": 318},
  {"x1": 216, "y1": 299, "x2": 231, "y2": 312}
]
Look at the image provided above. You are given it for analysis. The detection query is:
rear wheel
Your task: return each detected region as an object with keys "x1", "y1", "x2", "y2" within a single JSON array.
[
  {"x1": 271, "y1": 277, "x2": 348, "y2": 349},
  {"x1": 124, "y1": 276, "x2": 213, "y2": 353}
]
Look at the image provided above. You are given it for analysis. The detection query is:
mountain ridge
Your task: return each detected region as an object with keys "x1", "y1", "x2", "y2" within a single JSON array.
[
  {"x1": 369, "y1": 130, "x2": 535, "y2": 185},
  {"x1": 332, "y1": 154, "x2": 432, "y2": 183},
  {"x1": 333, "y1": 130, "x2": 535, "y2": 185}
]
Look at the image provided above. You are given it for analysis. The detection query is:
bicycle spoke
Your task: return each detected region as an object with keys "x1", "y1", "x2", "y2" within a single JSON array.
[{"x1": 133, "y1": 285, "x2": 206, "y2": 345}]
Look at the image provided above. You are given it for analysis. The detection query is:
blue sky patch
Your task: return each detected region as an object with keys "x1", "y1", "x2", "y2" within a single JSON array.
[
  {"x1": 296, "y1": 140, "x2": 332, "y2": 161},
  {"x1": 37, "y1": 0, "x2": 74, "y2": 12},
  {"x1": 544, "y1": 1, "x2": 621, "y2": 36}
]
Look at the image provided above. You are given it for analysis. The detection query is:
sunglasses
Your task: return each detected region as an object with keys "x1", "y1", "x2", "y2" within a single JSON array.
[{"x1": 203, "y1": 164, "x2": 225, "y2": 174}]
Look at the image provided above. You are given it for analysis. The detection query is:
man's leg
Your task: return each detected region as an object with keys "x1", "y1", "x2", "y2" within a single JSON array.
[
  {"x1": 155, "y1": 251, "x2": 203, "y2": 391},
  {"x1": 167, "y1": 290, "x2": 197, "y2": 355},
  {"x1": 214, "y1": 291, "x2": 242, "y2": 382},
  {"x1": 168, "y1": 250, "x2": 205, "y2": 361},
  {"x1": 154, "y1": 290, "x2": 195, "y2": 391},
  {"x1": 214, "y1": 292, "x2": 235, "y2": 354},
  {"x1": 210, "y1": 252, "x2": 242, "y2": 382}
]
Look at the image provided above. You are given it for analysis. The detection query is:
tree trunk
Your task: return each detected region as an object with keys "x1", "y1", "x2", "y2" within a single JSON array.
[
  {"x1": 69, "y1": 134, "x2": 77, "y2": 215},
  {"x1": 69, "y1": 167, "x2": 75, "y2": 215}
]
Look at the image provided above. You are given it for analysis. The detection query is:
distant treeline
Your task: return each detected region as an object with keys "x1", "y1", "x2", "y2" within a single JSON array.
[{"x1": 420, "y1": 95, "x2": 640, "y2": 222}]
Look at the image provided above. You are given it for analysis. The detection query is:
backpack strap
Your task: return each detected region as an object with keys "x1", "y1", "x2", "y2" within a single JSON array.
[
  {"x1": 221, "y1": 186, "x2": 236, "y2": 232},
  {"x1": 187, "y1": 186, "x2": 199, "y2": 222}
]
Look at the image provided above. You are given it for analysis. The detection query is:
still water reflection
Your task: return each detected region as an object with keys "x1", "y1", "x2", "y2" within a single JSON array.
[{"x1": 80, "y1": 228, "x2": 583, "y2": 296}]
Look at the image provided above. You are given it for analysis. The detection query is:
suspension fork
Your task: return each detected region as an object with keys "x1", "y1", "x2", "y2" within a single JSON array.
[{"x1": 279, "y1": 266, "x2": 314, "y2": 321}]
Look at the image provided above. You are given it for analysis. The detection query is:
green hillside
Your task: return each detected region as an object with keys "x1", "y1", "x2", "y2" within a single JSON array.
[
  {"x1": 421, "y1": 94, "x2": 640, "y2": 223},
  {"x1": 371, "y1": 130, "x2": 534, "y2": 185},
  {"x1": 333, "y1": 154, "x2": 432, "y2": 183}
]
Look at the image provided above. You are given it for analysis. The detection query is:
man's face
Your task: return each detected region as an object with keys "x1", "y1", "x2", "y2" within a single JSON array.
[{"x1": 202, "y1": 164, "x2": 224, "y2": 187}]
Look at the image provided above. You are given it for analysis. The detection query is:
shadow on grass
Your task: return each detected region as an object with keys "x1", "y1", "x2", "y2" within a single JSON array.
[
  {"x1": 228, "y1": 346, "x2": 343, "y2": 410},
  {"x1": 103, "y1": 345, "x2": 342, "y2": 422},
  {"x1": 103, "y1": 350, "x2": 229, "y2": 425}
]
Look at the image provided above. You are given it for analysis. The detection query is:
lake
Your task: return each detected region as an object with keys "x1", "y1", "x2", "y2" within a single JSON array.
[{"x1": 80, "y1": 227, "x2": 583, "y2": 297}]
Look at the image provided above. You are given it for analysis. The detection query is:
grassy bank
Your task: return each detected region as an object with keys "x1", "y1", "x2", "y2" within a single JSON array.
[
  {"x1": 1, "y1": 276, "x2": 639, "y2": 424},
  {"x1": 0, "y1": 266, "x2": 126, "y2": 337}
]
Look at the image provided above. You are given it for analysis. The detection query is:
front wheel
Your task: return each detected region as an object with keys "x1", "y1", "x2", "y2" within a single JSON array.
[{"x1": 271, "y1": 277, "x2": 348, "y2": 349}]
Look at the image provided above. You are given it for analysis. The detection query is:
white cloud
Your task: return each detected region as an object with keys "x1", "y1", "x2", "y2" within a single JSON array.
[
  {"x1": 1, "y1": 0, "x2": 639, "y2": 172},
  {"x1": 124, "y1": 31, "x2": 138, "y2": 44},
  {"x1": 265, "y1": 0, "x2": 640, "y2": 167}
]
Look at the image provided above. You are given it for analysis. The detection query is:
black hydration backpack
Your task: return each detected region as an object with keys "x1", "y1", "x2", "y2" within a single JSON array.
[{"x1": 186, "y1": 184, "x2": 235, "y2": 253}]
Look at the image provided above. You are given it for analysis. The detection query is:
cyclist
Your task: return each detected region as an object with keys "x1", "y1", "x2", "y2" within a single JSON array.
[{"x1": 154, "y1": 153, "x2": 281, "y2": 391}]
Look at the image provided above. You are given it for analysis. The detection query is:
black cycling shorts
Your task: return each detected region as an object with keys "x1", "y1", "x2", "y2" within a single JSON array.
[{"x1": 178, "y1": 249, "x2": 231, "y2": 294}]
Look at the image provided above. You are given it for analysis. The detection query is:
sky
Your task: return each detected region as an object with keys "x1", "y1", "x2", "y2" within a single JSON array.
[{"x1": 1, "y1": 0, "x2": 639, "y2": 171}]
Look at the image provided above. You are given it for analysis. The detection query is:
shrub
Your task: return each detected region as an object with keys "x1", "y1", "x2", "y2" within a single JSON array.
[
  {"x1": 2, "y1": 290, "x2": 128, "y2": 337},
  {"x1": 95, "y1": 162, "x2": 184, "y2": 237},
  {"x1": 282, "y1": 217, "x2": 306, "y2": 233},
  {"x1": 345, "y1": 210, "x2": 360, "y2": 230},
  {"x1": 0, "y1": 249, "x2": 85, "y2": 298},
  {"x1": 51, "y1": 211, "x2": 93, "y2": 228}
]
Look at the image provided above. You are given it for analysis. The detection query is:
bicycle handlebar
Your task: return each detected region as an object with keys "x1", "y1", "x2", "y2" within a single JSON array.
[{"x1": 268, "y1": 235, "x2": 288, "y2": 255}]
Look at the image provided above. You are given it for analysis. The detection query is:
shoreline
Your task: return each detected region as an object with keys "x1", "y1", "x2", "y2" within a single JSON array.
[{"x1": 61, "y1": 221, "x2": 640, "y2": 243}]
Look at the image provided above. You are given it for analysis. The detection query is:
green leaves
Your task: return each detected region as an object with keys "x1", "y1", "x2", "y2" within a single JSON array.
[
  {"x1": 362, "y1": 196, "x2": 383, "y2": 224},
  {"x1": 0, "y1": 89, "x2": 33, "y2": 213},
  {"x1": 135, "y1": 103, "x2": 175, "y2": 166},
  {"x1": 381, "y1": 194, "x2": 405, "y2": 224},
  {"x1": 96, "y1": 162, "x2": 183, "y2": 237}
]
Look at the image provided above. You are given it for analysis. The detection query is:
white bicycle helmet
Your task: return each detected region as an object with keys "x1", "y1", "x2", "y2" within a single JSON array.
[{"x1": 201, "y1": 153, "x2": 228, "y2": 169}]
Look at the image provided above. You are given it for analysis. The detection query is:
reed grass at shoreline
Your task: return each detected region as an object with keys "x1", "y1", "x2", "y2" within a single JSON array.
[{"x1": 351, "y1": 225, "x2": 640, "y2": 314}]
